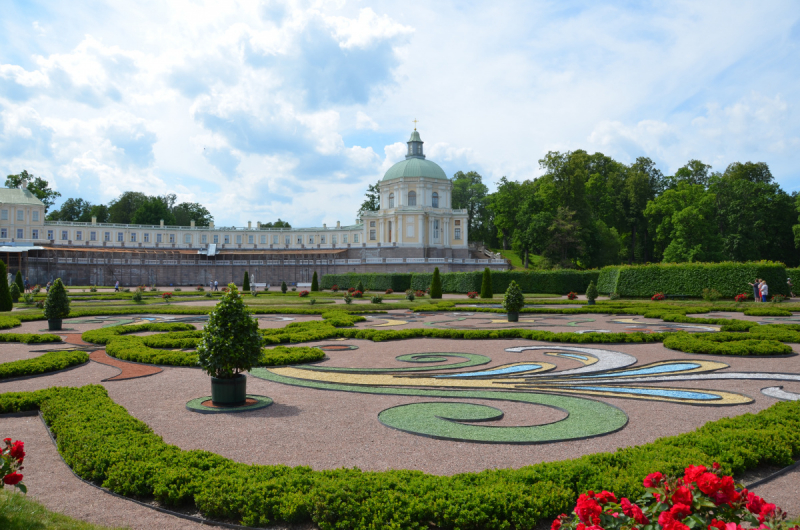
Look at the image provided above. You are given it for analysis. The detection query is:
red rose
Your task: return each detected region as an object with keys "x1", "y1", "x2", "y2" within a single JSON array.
[
  {"x1": 712, "y1": 462, "x2": 721, "y2": 470},
  {"x1": 684, "y1": 464, "x2": 707, "y2": 484},
  {"x1": 758, "y1": 503, "x2": 776, "y2": 523},
  {"x1": 659, "y1": 511, "x2": 675, "y2": 527},
  {"x1": 746, "y1": 492, "x2": 766, "y2": 515},
  {"x1": 3, "y1": 472, "x2": 23, "y2": 485},
  {"x1": 621, "y1": 498, "x2": 648, "y2": 524},
  {"x1": 551, "y1": 518, "x2": 562, "y2": 530},
  {"x1": 575, "y1": 494, "x2": 602, "y2": 523},
  {"x1": 712, "y1": 476, "x2": 739, "y2": 506},
  {"x1": 596, "y1": 490, "x2": 617, "y2": 504},
  {"x1": 9, "y1": 440, "x2": 25, "y2": 461},
  {"x1": 643, "y1": 472, "x2": 664, "y2": 488},
  {"x1": 665, "y1": 522, "x2": 691, "y2": 530},
  {"x1": 696, "y1": 472, "x2": 721, "y2": 495},
  {"x1": 670, "y1": 503, "x2": 692, "y2": 520},
  {"x1": 671, "y1": 485, "x2": 693, "y2": 505},
  {"x1": 708, "y1": 519, "x2": 726, "y2": 530}
]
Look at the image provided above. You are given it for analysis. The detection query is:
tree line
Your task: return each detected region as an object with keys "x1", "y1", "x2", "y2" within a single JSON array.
[{"x1": 361, "y1": 153, "x2": 800, "y2": 268}]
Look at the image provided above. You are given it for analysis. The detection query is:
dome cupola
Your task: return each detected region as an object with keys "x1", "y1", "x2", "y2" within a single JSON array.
[{"x1": 407, "y1": 129, "x2": 425, "y2": 159}]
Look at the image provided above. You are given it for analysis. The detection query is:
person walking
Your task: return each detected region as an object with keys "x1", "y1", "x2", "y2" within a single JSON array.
[
  {"x1": 749, "y1": 279, "x2": 760, "y2": 302},
  {"x1": 24, "y1": 277, "x2": 30, "y2": 293},
  {"x1": 214, "y1": 280, "x2": 218, "y2": 291},
  {"x1": 114, "y1": 280, "x2": 120, "y2": 292},
  {"x1": 788, "y1": 278, "x2": 795, "y2": 298},
  {"x1": 760, "y1": 279, "x2": 768, "y2": 302}
]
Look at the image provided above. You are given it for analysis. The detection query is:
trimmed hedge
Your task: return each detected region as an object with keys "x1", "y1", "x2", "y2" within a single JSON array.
[
  {"x1": 0, "y1": 316, "x2": 21, "y2": 329},
  {"x1": 662, "y1": 333, "x2": 792, "y2": 356},
  {"x1": 0, "y1": 351, "x2": 89, "y2": 380},
  {"x1": 0, "y1": 385, "x2": 797, "y2": 529},
  {"x1": 409, "y1": 270, "x2": 600, "y2": 295},
  {"x1": 321, "y1": 273, "x2": 413, "y2": 292},
  {"x1": 0, "y1": 333, "x2": 62, "y2": 344},
  {"x1": 597, "y1": 262, "x2": 790, "y2": 297}
]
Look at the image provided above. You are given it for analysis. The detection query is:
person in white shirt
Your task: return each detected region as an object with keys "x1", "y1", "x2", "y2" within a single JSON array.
[{"x1": 760, "y1": 280, "x2": 768, "y2": 302}]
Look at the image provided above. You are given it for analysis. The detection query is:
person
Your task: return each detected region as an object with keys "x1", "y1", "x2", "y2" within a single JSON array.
[
  {"x1": 114, "y1": 280, "x2": 120, "y2": 292},
  {"x1": 24, "y1": 277, "x2": 30, "y2": 293},
  {"x1": 214, "y1": 280, "x2": 218, "y2": 291},
  {"x1": 788, "y1": 278, "x2": 795, "y2": 298},
  {"x1": 760, "y1": 279, "x2": 768, "y2": 302},
  {"x1": 46, "y1": 281, "x2": 51, "y2": 293},
  {"x1": 748, "y1": 279, "x2": 760, "y2": 302}
]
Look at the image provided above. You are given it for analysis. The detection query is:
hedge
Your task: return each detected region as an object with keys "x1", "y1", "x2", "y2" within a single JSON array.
[
  {"x1": 321, "y1": 273, "x2": 413, "y2": 292},
  {"x1": 0, "y1": 333, "x2": 61, "y2": 344},
  {"x1": 0, "y1": 316, "x2": 21, "y2": 329},
  {"x1": 596, "y1": 262, "x2": 790, "y2": 297},
  {"x1": 0, "y1": 351, "x2": 89, "y2": 380},
  {"x1": 0, "y1": 385, "x2": 797, "y2": 529},
  {"x1": 408, "y1": 270, "x2": 600, "y2": 294}
]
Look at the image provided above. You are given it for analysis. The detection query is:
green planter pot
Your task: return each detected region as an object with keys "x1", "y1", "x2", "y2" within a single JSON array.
[
  {"x1": 507, "y1": 312, "x2": 519, "y2": 322},
  {"x1": 587, "y1": 299, "x2": 596, "y2": 305},
  {"x1": 47, "y1": 319, "x2": 62, "y2": 331},
  {"x1": 211, "y1": 374, "x2": 247, "y2": 406}
]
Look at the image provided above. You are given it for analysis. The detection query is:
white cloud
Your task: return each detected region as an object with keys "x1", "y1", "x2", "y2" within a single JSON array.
[
  {"x1": 355, "y1": 110, "x2": 378, "y2": 130},
  {"x1": 324, "y1": 7, "x2": 413, "y2": 49}
]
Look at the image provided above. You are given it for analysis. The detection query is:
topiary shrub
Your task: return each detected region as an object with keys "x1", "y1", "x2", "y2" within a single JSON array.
[
  {"x1": 430, "y1": 267, "x2": 443, "y2": 299},
  {"x1": 370, "y1": 296, "x2": 383, "y2": 304},
  {"x1": 196, "y1": 284, "x2": 262, "y2": 379},
  {"x1": 243, "y1": 271, "x2": 250, "y2": 292},
  {"x1": 281, "y1": 281, "x2": 287, "y2": 294},
  {"x1": 44, "y1": 279, "x2": 70, "y2": 320},
  {"x1": 405, "y1": 289, "x2": 415, "y2": 301},
  {"x1": 311, "y1": 271, "x2": 319, "y2": 292},
  {"x1": 480, "y1": 267, "x2": 493, "y2": 298},
  {"x1": 9, "y1": 283, "x2": 19, "y2": 303},
  {"x1": 14, "y1": 271, "x2": 23, "y2": 294},
  {"x1": 586, "y1": 281, "x2": 598, "y2": 303},
  {"x1": 502, "y1": 281, "x2": 525, "y2": 313},
  {"x1": 0, "y1": 261, "x2": 11, "y2": 312}
]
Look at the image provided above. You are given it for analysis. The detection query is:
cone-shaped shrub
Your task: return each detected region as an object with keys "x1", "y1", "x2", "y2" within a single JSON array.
[
  {"x1": 311, "y1": 271, "x2": 319, "y2": 292},
  {"x1": 356, "y1": 280, "x2": 365, "y2": 293},
  {"x1": 502, "y1": 280, "x2": 525, "y2": 313},
  {"x1": 281, "y1": 281, "x2": 287, "y2": 293},
  {"x1": 14, "y1": 271, "x2": 23, "y2": 293},
  {"x1": 430, "y1": 267, "x2": 443, "y2": 299},
  {"x1": 243, "y1": 271, "x2": 250, "y2": 292},
  {"x1": 0, "y1": 261, "x2": 11, "y2": 312},
  {"x1": 586, "y1": 280, "x2": 598, "y2": 302},
  {"x1": 480, "y1": 267, "x2": 493, "y2": 298},
  {"x1": 44, "y1": 278, "x2": 70, "y2": 320},
  {"x1": 9, "y1": 283, "x2": 19, "y2": 303},
  {"x1": 197, "y1": 283, "x2": 262, "y2": 379}
]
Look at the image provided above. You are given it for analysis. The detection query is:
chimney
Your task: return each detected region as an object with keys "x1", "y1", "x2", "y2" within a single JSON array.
[
  {"x1": 323, "y1": 223, "x2": 327, "y2": 229},
  {"x1": 190, "y1": 220, "x2": 196, "y2": 228},
  {"x1": 336, "y1": 221, "x2": 340, "y2": 228},
  {"x1": 19, "y1": 179, "x2": 28, "y2": 190},
  {"x1": 257, "y1": 221, "x2": 261, "y2": 228},
  {"x1": 210, "y1": 221, "x2": 215, "y2": 228},
  {"x1": 91, "y1": 216, "x2": 97, "y2": 225},
  {"x1": 248, "y1": 221, "x2": 252, "y2": 228},
  {"x1": 160, "y1": 219, "x2": 164, "y2": 228}
]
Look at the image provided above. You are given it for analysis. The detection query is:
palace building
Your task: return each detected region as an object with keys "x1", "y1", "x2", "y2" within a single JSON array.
[{"x1": 0, "y1": 129, "x2": 506, "y2": 286}]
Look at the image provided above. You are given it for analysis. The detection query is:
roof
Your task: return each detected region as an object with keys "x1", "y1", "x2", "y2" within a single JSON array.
[
  {"x1": 0, "y1": 188, "x2": 45, "y2": 206},
  {"x1": 28, "y1": 247, "x2": 347, "y2": 256},
  {"x1": 408, "y1": 130, "x2": 422, "y2": 142},
  {"x1": 382, "y1": 157, "x2": 448, "y2": 181}
]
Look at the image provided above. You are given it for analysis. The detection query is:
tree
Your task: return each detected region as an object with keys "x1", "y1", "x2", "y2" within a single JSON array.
[
  {"x1": 243, "y1": 271, "x2": 250, "y2": 292},
  {"x1": 46, "y1": 198, "x2": 94, "y2": 222},
  {"x1": 356, "y1": 280, "x2": 365, "y2": 293},
  {"x1": 502, "y1": 280, "x2": 525, "y2": 314},
  {"x1": 260, "y1": 219, "x2": 291, "y2": 229},
  {"x1": 665, "y1": 160, "x2": 712, "y2": 189},
  {"x1": 0, "y1": 261, "x2": 11, "y2": 311},
  {"x1": 586, "y1": 281, "x2": 598, "y2": 302},
  {"x1": 10, "y1": 282, "x2": 20, "y2": 303},
  {"x1": 173, "y1": 202, "x2": 213, "y2": 227},
  {"x1": 311, "y1": 271, "x2": 319, "y2": 292},
  {"x1": 622, "y1": 157, "x2": 664, "y2": 263},
  {"x1": 429, "y1": 267, "x2": 442, "y2": 299},
  {"x1": 130, "y1": 196, "x2": 176, "y2": 226},
  {"x1": 451, "y1": 171, "x2": 490, "y2": 243},
  {"x1": 281, "y1": 281, "x2": 287, "y2": 293},
  {"x1": 358, "y1": 181, "x2": 381, "y2": 219},
  {"x1": 480, "y1": 267, "x2": 493, "y2": 298},
  {"x1": 108, "y1": 192, "x2": 148, "y2": 224},
  {"x1": 43, "y1": 279, "x2": 70, "y2": 320},
  {"x1": 490, "y1": 177, "x2": 524, "y2": 250},
  {"x1": 86, "y1": 204, "x2": 109, "y2": 223},
  {"x1": 14, "y1": 271, "x2": 23, "y2": 294},
  {"x1": 5, "y1": 171, "x2": 62, "y2": 212},
  {"x1": 544, "y1": 207, "x2": 584, "y2": 268}
]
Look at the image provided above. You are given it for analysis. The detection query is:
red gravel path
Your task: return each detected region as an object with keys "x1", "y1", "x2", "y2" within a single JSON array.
[{"x1": 88, "y1": 350, "x2": 163, "y2": 381}]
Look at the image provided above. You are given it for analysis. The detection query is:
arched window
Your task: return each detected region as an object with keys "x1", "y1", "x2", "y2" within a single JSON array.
[
  {"x1": 408, "y1": 191, "x2": 416, "y2": 206},
  {"x1": 432, "y1": 192, "x2": 439, "y2": 208},
  {"x1": 388, "y1": 193, "x2": 395, "y2": 208}
]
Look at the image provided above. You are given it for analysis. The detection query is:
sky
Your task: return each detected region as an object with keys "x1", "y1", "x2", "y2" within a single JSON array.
[{"x1": 1, "y1": 0, "x2": 799, "y2": 228}]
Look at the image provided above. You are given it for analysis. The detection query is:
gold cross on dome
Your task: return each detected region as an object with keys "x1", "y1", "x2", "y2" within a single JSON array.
[{"x1": 413, "y1": 118, "x2": 418, "y2": 130}]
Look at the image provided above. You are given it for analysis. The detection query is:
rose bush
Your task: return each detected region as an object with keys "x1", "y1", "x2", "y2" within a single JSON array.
[
  {"x1": 1, "y1": 438, "x2": 26, "y2": 493},
  {"x1": 552, "y1": 464, "x2": 798, "y2": 530},
  {"x1": 652, "y1": 292, "x2": 666, "y2": 301},
  {"x1": 352, "y1": 290, "x2": 363, "y2": 298},
  {"x1": 734, "y1": 293, "x2": 749, "y2": 303},
  {"x1": 298, "y1": 290, "x2": 309, "y2": 297},
  {"x1": 567, "y1": 292, "x2": 578, "y2": 300},
  {"x1": 467, "y1": 291, "x2": 478, "y2": 299}
]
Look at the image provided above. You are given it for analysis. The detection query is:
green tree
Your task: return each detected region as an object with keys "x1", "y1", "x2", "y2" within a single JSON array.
[
  {"x1": 0, "y1": 261, "x2": 11, "y2": 311},
  {"x1": 86, "y1": 204, "x2": 110, "y2": 223},
  {"x1": 543, "y1": 207, "x2": 584, "y2": 268},
  {"x1": 489, "y1": 177, "x2": 524, "y2": 250},
  {"x1": 9, "y1": 282, "x2": 20, "y2": 303},
  {"x1": 502, "y1": 280, "x2": 525, "y2": 313},
  {"x1": 173, "y1": 202, "x2": 213, "y2": 226},
  {"x1": 429, "y1": 267, "x2": 442, "y2": 299},
  {"x1": 622, "y1": 157, "x2": 664, "y2": 263},
  {"x1": 46, "y1": 198, "x2": 94, "y2": 222},
  {"x1": 665, "y1": 159, "x2": 712, "y2": 189},
  {"x1": 108, "y1": 191, "x2": 148, "y2": 224},
  {"x1": 480, "y1": 267, "x2": 493, "y2": 298},
  {"x1": 356, "y1": 280, "x2": 365, "y2": 293},
  {"x1": 586, "y1": 281, "x2": 598, "y2": 302},
  {"x1": 311, "y1": 271, "x2": 319, "y2": 292},
  {"x1": 131, "y1": 197, "x2": 176, "y2": 226},
  {"x1": 43, "y1": 278, "x2": 70, "y2": 320},
  {"x1": 14, "y1": 270, "x2": 23, "y2": 294},
  {"x1": 451, "y1": 171, "x2": 490, "y2": 243},
  {"x1": 196, "y1": 284, "x2": 262, "y2": 379},
  {"x1": 243, "y1": 271, "x2": 250, "y2": 291},
  {"x1": 281, "y1": 281, "x2": 287, "y2": 293},
  {"x1": 358, "y1": 181, "x2": 381, "y2": 219},
  {"x1": 5, "y1": 171, "x2": 62, "y2": 212},
  {"x1": 260, "y1": 219, "x2": 292, "y2": 229}
]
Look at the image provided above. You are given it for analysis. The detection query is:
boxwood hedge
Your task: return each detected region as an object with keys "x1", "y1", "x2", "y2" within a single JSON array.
[
  {"x1": 0, "y1": 385, "x2": 797, "y2": 529},
  {"x1": 0, "y1": 351, "x2": 89, "y2": 379},
  {"x1": 321, "y1": 273, "x2": 413, "y2": 292},
  {"x1": 596, "y1": 262, "x2": 790, "y2": 297}
]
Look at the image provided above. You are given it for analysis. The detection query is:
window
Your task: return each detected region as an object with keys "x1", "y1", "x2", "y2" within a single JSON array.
[
  {"x1": 117, "y1": 232, "x2": 124, "y2": 242},
  {"x1": 248, "y1": 235, "x2": 254, "y2": 244},
  {"x1": 434, "y1": 220, "x2": 439, "y2": 239},
  {"x1": 201, "y1": 235, "x2": 207, "y2": 243},
  {"x1": 432, "y1": 192, "x2": 439, "y2": 208},
  {"x1": 213, "y1": 235, "x2": 219, "y2": 244},
  {"x1": 354, "y1": 233, "x2": 359, "y2": 243},
  {"x1": 32, "y1": 229, "x2": 38, "y2": 239},
  {"x1": 0, "y1": 210, "x2": 7, "y2": 220},
  {"x1": 454, "y1": 228, "x2": 461, "y2": 240},
  {"x1": 342, "y1": 234, "x2": 348, "y2": 243},
  {"x1": 260, "y1": 235, "x2": 266, "y2": 244},
  {"x1": 284, "y1": 236, "x2": 290, "y2": 245},
  {"x1": 1, "y1": 229, "x2": 7, "y2": 238},
  {"x1": 388, "y1": 193, "x2": 394, "y2": 208},
  {"x1": 320, "y1": 235, "x2": 326, "y2": 244},
  {"x1": 17, "y1": 229, "x2": 23, "y2": 239},
  {"x1": 308, "y1": 236, "x2": 314, "y2": 244},
  {"x1": 224, "y1": 235, "x2": 230, "y2": 244},
  {"x1": 143, "y1": 233, "x2": 149, "y2": 243},
  {"x1": 455, "y1": 220, "x2": 461, "y2": 226},
  {"x1": 157, "y1": 233, "x2": 163, "y2": 243},
  {"x1": 104, "y1": 232, "x2": 110, "y2": 242},
  {"x1": 130, "y1": 233, "x2": 136, "y2": 242},
  {"x1": 90, "y1": 232, "x2": 97, "y2": 241},
  {"x1": 370, "y1": 221, "x2": 376, "y2": 227},
  {"x1": 236, "y1": 235, "x2": 242, "y2": 244},
  {"x1": 408, "y1": 191, "x2": 416, "y2": 206},
  {"x1": 32, "y1": 211, "x2": 39, "y2": 222},
  {"x1": 17, "y1": 210, "x2": 24, "y2": 221},
  {"x1": 296, "y1": 236, "x2": 302, "y2": 245},
  {"x1": 332, "y1": 235, "x2": 337, "y2": 245},
  {"x1": 185, "y1": 234, "x2": 192, "y2": 244},
  {"x1": 370, "y1": 230, "x2": 376, "y2": 240},
  {"x1": 273, "y1": 235, "x2": 279, "y2": 245},
  {"x1": 169, "y1": 234, "x2": 175, "y2": 243},
  {"x1": 62, "y1": 231, "x2": 69, "y2": 240},
  {"x1": 76, "y1": 231, "x2": 82, "y2": 241}
]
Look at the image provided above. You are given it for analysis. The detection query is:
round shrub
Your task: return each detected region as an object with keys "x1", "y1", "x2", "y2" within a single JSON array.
[
  {"x1": 9, "y1": 283, "x2": 19, "y2": 303},
  {"x1": 502, "y1": 280, "x2": 525, "y2": 313},
  {"x1": 405, "y1": 289, "x2": 415, "y2": 301},
  {"x1": 371, "y1": 296, "x2": 383, "y2": 304},
  {"x1": 44, "y1": 279, "x2": 70, "y2": 320},
  {"x1": 586, "y1": 281, "x2": 598, "y2": 302}
]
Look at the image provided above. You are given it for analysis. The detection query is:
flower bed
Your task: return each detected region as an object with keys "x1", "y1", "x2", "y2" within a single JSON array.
[{"x1": 299, "y1": 290, "x2": 309, "y2": 297}]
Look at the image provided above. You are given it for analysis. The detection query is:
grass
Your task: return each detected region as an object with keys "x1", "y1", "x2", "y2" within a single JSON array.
[
  {"x1": 0, "y1": 490, "x2": 128, "y2": 529},
  {"x1": 492, "y1": 248, "x2": 545, "y2": 270}
]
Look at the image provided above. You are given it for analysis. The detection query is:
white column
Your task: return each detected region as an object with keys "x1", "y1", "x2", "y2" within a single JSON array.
[
  {"x1": 398, "y1": 214, "x2": 403, "y2": 245},
  {"x1": 419, "y1": 215, "x2": 424, "y2": 245}
]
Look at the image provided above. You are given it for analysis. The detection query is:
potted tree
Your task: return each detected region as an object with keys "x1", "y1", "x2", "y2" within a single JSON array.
[
  {"x1": 502, "y1": 280, "x2": 525, "y2": 322},
  {"x1": 197, "y1": 283, "x2": 262, "y2": 406},
  {"x1": 9, "y1": 283, "x2": 19, "y2": 304},
  {"x1": 43, "y1": 278, "x2": 70, "y2": 330},
  {"x1": 586, "y1": 280, "x2": 598, "y2": 305}
]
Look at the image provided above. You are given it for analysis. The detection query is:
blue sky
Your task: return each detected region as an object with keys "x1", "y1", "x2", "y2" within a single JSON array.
[{"x1": 1, "y1": 0, "x2": 799, "y2": 227}]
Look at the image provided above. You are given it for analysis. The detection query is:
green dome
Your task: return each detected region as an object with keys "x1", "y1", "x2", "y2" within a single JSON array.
[{"x1": 382, "y1": 157, "x2": 448, "y2": 181}]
